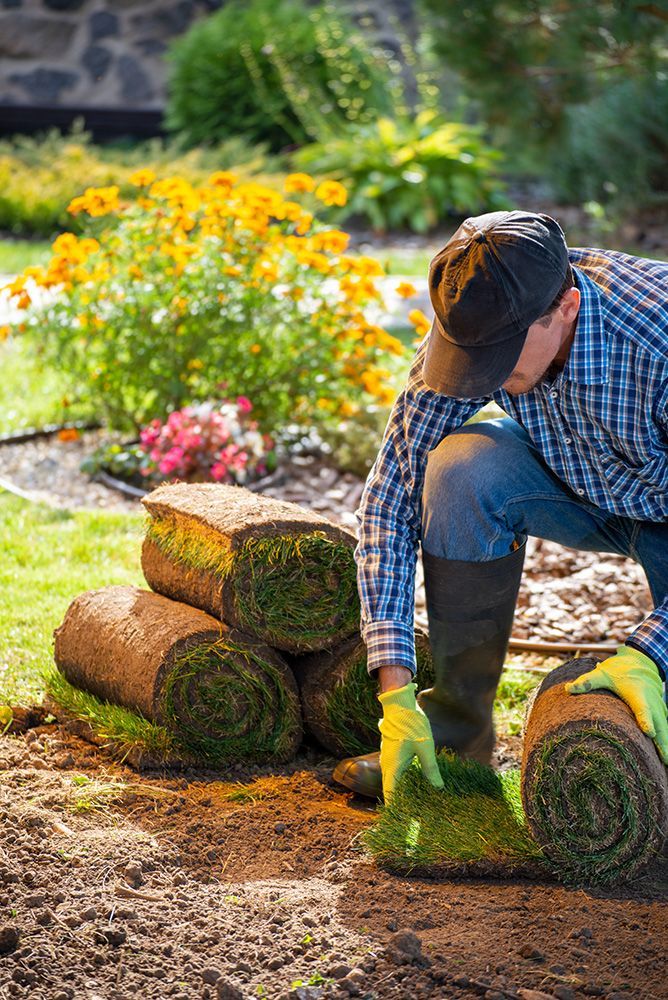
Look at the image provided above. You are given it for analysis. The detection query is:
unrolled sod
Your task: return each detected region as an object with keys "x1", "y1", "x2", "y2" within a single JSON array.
[
  {"x1": 140, "y1": 482, "x2": 359, "y2": 653},
  {"x1": 52, "y1": 585, "x2": 302, "y2": 765},
  {"x1": 521, "y1": 656, "x2": 668, "y2": 884}
]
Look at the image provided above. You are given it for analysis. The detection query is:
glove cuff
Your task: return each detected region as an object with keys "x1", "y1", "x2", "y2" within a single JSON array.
[{"x1": 377, "y1": 681, "x2": 418, "y2": 711}]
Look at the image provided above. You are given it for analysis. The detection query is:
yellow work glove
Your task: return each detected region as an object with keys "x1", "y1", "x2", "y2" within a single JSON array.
[
  {"x1": 377, "y1": 681, "x2": 445, "y2": 802},
  {"x1": 565, "y1": 644, "x2": 668, "y2": 765}
]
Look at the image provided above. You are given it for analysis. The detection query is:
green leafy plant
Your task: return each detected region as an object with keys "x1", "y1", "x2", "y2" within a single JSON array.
[
  {"x1": 165, "y1": 0, "x2": 396, "y2": 151},
  {"x1": 293, "y1": 110, "x2": 507, "y2": 233}
]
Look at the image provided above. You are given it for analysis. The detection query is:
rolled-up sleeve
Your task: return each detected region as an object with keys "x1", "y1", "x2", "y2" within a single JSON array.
[{"x1": 353, "y1": 335, "x2": 489, "y2": 676}]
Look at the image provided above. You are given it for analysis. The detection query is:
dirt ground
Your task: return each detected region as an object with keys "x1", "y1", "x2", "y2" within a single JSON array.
[{"x1": 1, "y1": 716, "x2": 666, "y2": 1000}]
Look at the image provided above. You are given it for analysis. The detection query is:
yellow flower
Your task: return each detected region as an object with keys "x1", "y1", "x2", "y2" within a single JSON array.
[
  {"x1": 0, "y1": 324, "x2": 11, "y2": 342},
  {"x1": 67, "y1": 185, "x2": 120, "y2": 217},
  {"x1": 314, "y1": 180, "x2": 347, "y2": 207},
  {"x1": 250, "y1": 344, "x2": 262, "y2": 354},
  {"x1": 52, "y1": 232, "x2": 79, "y2": 256},
  {"x1": 395, "y1": 281, "x2": 417, "y2": 298},
  {"x1": 338, "y1": 400, "x2": 359, "y2": 418},
  {"x1": 282, "y1": 286, "x2": 304, "y2": 301},
  {"x1": 187, "y1": 358, "x2": 204, "y2": 370},
  {"x1": 252, "y1": 259, "x2": 279, "y2": 284},
  {"x1": 128, "y1": 168, "x2": 156, "y2": 187},
  {"x1": 284, "y1": 173, "x2": 316, "y2": 194},
  {"x1": 295, "y1": 211, "x2": 313, "y2": 235},
  {"x1": 310, "y1": 229, "x2": 350, "y2": 254},
  {"x1": 340, "y1": 255, "x2": 384, "y2": 277},
  {"x1": 408, "y1": 308, "x2": 431, "y2": 338},
  {"x1": 208, "y1": 170, "x2": 238, "y2": 190}
]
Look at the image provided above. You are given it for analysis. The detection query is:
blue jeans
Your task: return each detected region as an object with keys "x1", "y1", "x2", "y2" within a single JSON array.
[{"x1": 420, "y1": 417, "x2": 668, "y2": 692}]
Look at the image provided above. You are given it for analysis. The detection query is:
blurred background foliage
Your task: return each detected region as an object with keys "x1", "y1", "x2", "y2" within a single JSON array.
[{"x1": 0, "y1": 0, "x2": 666, "y2": 237}]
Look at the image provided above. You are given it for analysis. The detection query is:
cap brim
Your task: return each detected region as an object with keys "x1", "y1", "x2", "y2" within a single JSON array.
[{"x1": 421, "y1": 316, "x2": 527, "y2": 397}]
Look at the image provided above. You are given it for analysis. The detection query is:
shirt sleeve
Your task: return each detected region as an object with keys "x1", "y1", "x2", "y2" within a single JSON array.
[
  {"x1": 353, "y1": 335, "x2": 490, "y2": 677},
  {"x1": 625, "y1": 618, "x2": 668, "y2": 682},
  {"x1": 625, "y1": 380, "x2": 668, "y2": 684}
]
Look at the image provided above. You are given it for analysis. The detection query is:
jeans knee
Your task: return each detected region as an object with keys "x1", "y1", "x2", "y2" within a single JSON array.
[
  {"x1": 421, "y1": 420, "x2": 522, "y2": 556},
  {"x1": 423, "y1": 424, "x2": 505, "y2": 510}
]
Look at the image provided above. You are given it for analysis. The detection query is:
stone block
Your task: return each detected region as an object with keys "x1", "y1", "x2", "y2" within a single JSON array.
[{"x1": 0, "y1": 14, "x2": 77, "y2": 58}]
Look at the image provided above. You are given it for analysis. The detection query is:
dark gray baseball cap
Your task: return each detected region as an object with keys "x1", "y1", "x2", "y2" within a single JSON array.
[{"x1": 422, "y1": 210, "x2": 570, "y2": 397}]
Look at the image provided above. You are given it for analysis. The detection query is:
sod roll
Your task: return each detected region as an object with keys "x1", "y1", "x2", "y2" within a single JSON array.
[
  {"x1": 140, "y1": 482, "x2": 359, "y2": 654},
  {"x1": 290, "y1": 629, "x2": 435, "y2": 757},
  {"x1": 52, "y1": 585, "x2": 302, "y2": 765},
  {"x1": 521, "y1": 656, "x2": 668, "y2": 885}
]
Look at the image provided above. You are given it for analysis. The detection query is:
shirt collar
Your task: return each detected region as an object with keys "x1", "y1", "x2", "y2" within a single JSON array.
[{"x1": 561, "y1": 264, "x2": 609, "y2": 385}]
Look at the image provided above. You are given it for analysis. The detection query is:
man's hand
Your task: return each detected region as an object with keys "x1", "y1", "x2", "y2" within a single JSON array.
[
  {"x1": 565, "y1": 644, "x2": 668, "y2": 765},
  {"x1": 377, "y1": 681, "x2": 445, "y2": 801}
]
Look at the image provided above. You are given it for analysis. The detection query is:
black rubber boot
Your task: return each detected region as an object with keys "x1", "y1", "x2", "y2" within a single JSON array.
[{"x1": 332, "y1": 542, "x2": 527, "y2": 799}]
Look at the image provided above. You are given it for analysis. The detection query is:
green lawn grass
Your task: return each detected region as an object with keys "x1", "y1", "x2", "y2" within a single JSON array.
[
  {"x1": 0, "y1": 335, "x2": 97, "y2": 435},
  {"x1": 0, "y1": 238, "x2": 52, "y2": 275},
  {"x1": 0, "y1": 491, "x2": 144, "y2": 707}
]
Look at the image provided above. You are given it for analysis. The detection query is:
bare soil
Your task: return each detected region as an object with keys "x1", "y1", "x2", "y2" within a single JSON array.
[{"x1": 1, "y1": 720, "x2": 666, "y2": 1000}]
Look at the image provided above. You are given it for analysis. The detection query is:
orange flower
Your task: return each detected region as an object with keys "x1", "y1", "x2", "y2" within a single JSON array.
[
  {"x1": 314, "y1": 180, "x2": 347, "y2": 207},
  {"x1": 395, "y1": 281, "x2": 417, "y2": 298},
  {"x1": 408, "y1": 308, "x2": 431, "y2": 338},
  {"x1": 250, "y1": 344, "x2": 261, "y2": 354},
  {"x1": 310, "y1": 229, "x2": 350, "y2": 254},
  {"x1": 67, "y1": 185, "x2": 120, "y2": 217},
  {"x1": 208, "y1": 170, "x2": 238, "y2": 190},
  {"x1": 284, "y1": 173, "x2": 316, "y2": 194},
  {"x1": 57, "y1": 428, "x2": 80, "y2": 442}
]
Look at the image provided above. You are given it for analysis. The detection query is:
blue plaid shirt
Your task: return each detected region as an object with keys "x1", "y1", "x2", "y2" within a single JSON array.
[{"x1": 353, "y1": 247, "x2": 668, "y2": 679}]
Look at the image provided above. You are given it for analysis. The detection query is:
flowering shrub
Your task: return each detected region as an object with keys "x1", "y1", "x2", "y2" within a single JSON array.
[
  {"x1": 138, "y1": 397, "x2": 274, "y2": 484},
  {"x1": 2, "y1": 170, "x2": 413, "y2": 444}
]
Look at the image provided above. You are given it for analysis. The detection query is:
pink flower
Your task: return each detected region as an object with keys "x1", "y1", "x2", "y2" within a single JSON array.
[
  {"x1": 236, "y1": 395, "x2": 253, "y2": 414},
  {"x1": 159, "y1": 446, "x2": 185, "y2": 475},
  {"x1": 210, "y1": 461, "x2": 231, "y2": 482}
]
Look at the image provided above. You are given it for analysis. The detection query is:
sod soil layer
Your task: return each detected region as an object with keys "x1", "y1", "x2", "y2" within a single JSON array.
[{"x1": 1, "y1": 723, "x2": 666, "y2": 1000}]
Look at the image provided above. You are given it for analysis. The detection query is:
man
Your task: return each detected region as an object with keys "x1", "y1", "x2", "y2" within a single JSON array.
[{"x1": 332, "y1": 209, "x2": 668, "y2": 803}]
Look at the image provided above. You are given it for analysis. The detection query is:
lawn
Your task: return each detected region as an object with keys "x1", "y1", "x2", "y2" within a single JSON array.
[{"x1": 0, "y1": 491, "x2": 145, "y2": 708}]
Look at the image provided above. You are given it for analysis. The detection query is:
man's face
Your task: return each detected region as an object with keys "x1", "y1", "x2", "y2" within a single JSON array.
[{"x1": 501, "y1": 287, "x2": 581, "y2": 395}]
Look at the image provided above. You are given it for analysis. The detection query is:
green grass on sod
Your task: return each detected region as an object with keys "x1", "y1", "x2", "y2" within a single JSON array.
[
  {"x1": 144, "y1": 516, "x2": 360, "y2": 650},
  {"x1": 363, "y1": 752, "x2": 547, "y2": 879}
]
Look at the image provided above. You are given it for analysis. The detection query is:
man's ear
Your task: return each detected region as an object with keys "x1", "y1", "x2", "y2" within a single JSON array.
[{"x1": 559, "y1": 286, "x2": 580, "y2": 322}]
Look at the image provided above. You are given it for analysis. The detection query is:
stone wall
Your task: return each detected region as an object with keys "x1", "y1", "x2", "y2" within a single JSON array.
[
  {"x1": 0, "y1": 0, "x2": 416, "y2": 111},
  {"x1": 0, "y1": 0, "x2": 226, "y2": 109}
]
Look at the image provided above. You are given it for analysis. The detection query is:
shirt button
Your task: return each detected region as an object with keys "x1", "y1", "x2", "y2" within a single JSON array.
[
  {"x1": 550, "y1": 390, "x2": 558, "y2": 398},
  {"x1": 577, "y1": 488, "x2": 585, "y2": 495},
  {"x1": 564, "y1": 437, "x2": 572, "y2": 444}
]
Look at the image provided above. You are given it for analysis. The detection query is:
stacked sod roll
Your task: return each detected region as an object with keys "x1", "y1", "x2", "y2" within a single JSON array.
[
  {"x1": 52, "y1": 585, "x2": 303, "y2": 764},
  {"x1": 289, "y1": 629, "x2": 435, "y2": 758},
  {"x1": 521, "y1": 655, "x2": 668, "y2": 884},
  {"x1": 52, "y1": 481, "x2": 368, "y2": 766},
  {"x1": 140, "y1": 482, "x2": 360, "y2": 653}
]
